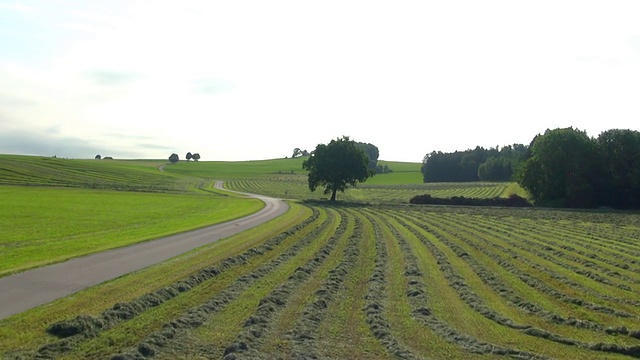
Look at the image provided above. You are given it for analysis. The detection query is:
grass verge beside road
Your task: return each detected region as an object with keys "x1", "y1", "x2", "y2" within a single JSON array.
[{"x1": 0, "y1": 186, "x2": 263, "y2": 277}]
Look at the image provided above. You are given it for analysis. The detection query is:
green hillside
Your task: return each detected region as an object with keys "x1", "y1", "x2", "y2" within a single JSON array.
[{"x1": 0, "y1": 155, "x2": 191, "y2": 192}]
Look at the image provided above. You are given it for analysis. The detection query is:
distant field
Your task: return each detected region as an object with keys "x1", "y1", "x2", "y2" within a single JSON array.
[
  {"x1": 225, "y1": 177, "x2": 526, "y2": 203},
  {"x1": 161, "y1": 156, "x2": 527, "y2": 202},
  {"x1": 3, "y1": 203, "x2": 639, "y2": 359},
  {"x1": 0, "y1": 154, "x2": 263, "y2": 276},
  {"x1": 0, "y1": 155, "x2": 193, "y2": 192},
  {"x1": 162, "y1": 157, "x2": 308, "y2": 179}
]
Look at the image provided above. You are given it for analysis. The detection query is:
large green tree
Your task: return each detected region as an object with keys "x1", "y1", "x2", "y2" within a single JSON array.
[
  {"x1": 302, "y1": 136, "x2": 374, "y2": 201},
  {"x1": 597, "y1": 129, "x2": 640, "y2": 208},
  {"x1": 519, "y1": 127, "x2": 600, "y2": 208}
]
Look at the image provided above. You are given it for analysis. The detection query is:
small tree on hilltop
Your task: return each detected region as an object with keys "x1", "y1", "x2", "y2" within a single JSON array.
[
  {"x1": 169, "y1": 153, "x2": 179, "y2": 163},
  {"x1": 192, "y1": 153, "x2": 200, "y2": 161},
  {"x1": 302, "y1": 136, "x2": 374, "y2": 201},
  {"x1": 186, "y1": 152, "x2": 193, "y2": 161}
]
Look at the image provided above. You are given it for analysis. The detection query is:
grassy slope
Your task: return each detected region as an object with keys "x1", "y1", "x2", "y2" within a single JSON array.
[
  {"x1": 0, "y1": 187, "x2": 262, "y2": 276},
  {"x1": 0, "y1": 155, "x2": 263, "y2": 276}
]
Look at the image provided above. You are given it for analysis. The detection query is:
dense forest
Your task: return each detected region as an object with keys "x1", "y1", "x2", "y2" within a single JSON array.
[
  {"x1": 421, "y1": 144, "x2": 528, "y2": 182},
  {"x1": 421, "y1": 127, "x2": 640, "y2": 209}
]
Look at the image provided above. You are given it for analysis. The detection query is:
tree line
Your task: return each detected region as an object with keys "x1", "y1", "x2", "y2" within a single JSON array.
[
  {"x1": 421, "y1": 144, "x2": 527, "y2": 182},
  {"x1": 421, "y1": 127, "x2": 640, "y2": 209}
]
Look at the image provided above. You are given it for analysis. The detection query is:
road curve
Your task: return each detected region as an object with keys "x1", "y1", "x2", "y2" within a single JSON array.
[{"x1": 0, "y1": 181, "x2": 288, "y2": 320}]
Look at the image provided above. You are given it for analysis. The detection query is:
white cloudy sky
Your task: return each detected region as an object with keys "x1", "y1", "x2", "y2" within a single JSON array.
[{"x1": 1, "y1": 1, "x2": 639, "y2": 161}]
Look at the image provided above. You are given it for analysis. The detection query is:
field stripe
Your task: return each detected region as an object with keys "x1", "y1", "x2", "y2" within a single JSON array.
[
  {"x1": 221, "y1": 208, "x2": 351, "y2": 358},
  {"x1": 30, "y1": 207, "x2": 323, "y2": 358},
  {"x1": 313, "y1": 209, "x2": 389, "y2": 359},
  {"x1": 400, "y1": 211, "x2": 640, "y2": 348}
]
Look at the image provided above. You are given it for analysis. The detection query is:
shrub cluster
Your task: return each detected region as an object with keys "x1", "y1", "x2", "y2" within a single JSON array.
[{"x1": 409, "y1": 194, "x2": 532, "y2": 207}]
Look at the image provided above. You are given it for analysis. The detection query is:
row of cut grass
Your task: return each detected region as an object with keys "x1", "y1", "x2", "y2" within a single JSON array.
[
  {"x1": 400, "y1": 210, "x2": 640, "y2": 347},
  {"x1": 0, "y1": 203, "x2": 311, "y2": 355}
]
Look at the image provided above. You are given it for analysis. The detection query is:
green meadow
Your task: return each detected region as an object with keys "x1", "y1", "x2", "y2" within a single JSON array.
[
  {"x1": 0, "y1": 155, "x2": 263, "y2": 276},
  {"x1": 6, "y1": 154, "x2": 638, "y2": 360}
]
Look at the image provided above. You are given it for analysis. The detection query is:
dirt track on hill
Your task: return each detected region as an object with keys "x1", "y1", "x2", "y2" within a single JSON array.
[{"x1": 0, "y1": 181, "x2": 288, "y2": 320}]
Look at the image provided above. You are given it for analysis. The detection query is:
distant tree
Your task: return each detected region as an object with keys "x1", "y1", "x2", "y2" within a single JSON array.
[
  {"x1": 169, "y1": 153, "x2": 179, "y2": 164},
  {"x1": 302, "y1": 149, "x2": 309, "y2": 156},
  {"x1": 192, "y1": 153, "x2": 201, "y2": 161},
  {"x1": 356, "y1": 142, "x2": 379, "y2": 172},
  {"x1": 477, "y1": 157, "x2": 512, "y2": 181},
  {"x1": 302, "y1": 136, "x2": 374, "y2": 201},
  {"x1": 292, "y1": 148, "x2": 303, "y2": 158},
  {"x1": 103, "y1": 156, "x2": 113, "y2": 160},
  {"x1": 186, "y1": 152, "x2": 193, "y2": 161},
  {"x1": 95, "y1": 154, "x2": 101, "y2": 160}
]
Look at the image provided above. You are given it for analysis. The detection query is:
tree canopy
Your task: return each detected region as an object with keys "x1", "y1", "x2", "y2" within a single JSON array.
[
  {"x1": 597, "y1": 129, "x2": 640, "y2": 209},
  {"x1": 519, "y1": 127, "x2": 600, "y2": 208},
  {"x1": 302, "y1": 136, "x2": 374, "y2": 201},
  {"x1": 421, "y1": 145, "x2": 527, "y2": 182},
  {"x1": 169, "y1": 153, "x2": 179, "y2": 163}
]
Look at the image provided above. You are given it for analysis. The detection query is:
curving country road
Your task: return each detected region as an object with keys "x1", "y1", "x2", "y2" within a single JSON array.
[{"x1": 0, "y1": 181, "x2": 288, "y2": 320}]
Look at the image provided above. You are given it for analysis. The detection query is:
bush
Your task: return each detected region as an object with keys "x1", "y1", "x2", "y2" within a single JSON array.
[{"x1": 409, "y1": 194, "x2": 532, "y2": 207}]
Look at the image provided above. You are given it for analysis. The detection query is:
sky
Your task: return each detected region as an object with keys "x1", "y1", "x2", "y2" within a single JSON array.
[{"x1": 1, "y1": 1, "x2": 639, "y2": 162}]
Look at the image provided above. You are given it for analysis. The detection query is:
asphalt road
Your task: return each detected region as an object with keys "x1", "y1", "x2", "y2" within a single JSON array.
[{"x1": 0, "y1": 181, "x2": 288, "y2": 320}]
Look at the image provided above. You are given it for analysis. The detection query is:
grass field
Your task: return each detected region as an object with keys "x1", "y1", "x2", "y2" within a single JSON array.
[
  {"x1": 0, "y1": 186, "x2": 262, "y2": 276},
  {"x1": 2, "y1": 154, "x2": 639, "y2": 359}
]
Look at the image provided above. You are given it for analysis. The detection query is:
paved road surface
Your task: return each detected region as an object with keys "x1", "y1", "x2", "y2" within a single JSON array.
[{"x1": 0, "y1": 181, "x2": 288, "y2": 320}]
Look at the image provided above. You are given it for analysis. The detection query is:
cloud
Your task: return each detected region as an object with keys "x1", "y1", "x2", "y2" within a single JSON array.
[
  {"x1": 0, "y1": 130, "x2": 143, "y2": 159},
  {"x1": 137, "y1": 143, "x2": 175, "y2": 151},
  {"x1": 0, "y1": 3, "x2": 35, "y2": 12},
  {"x1": 84, "y1": 70, "x2": 144, "y2": 86},
  {"x1": 0, "y1": 131, "x2": 102, "y2": 158},
  {"x1": 192, "y1": 77, "x2": 236, "y2": 94}
]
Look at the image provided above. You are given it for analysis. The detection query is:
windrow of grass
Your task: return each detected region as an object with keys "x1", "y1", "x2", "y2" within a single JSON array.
[
  {"x1": 395, "y1": 210, "x2": 640, "y2": 351},
  {"x1": 0, "y1": 203, "x2": 312, "y2": 357},
  {"x1": 3, "y1": 202, "x2": 640, "y2": 359},
  {"x1": 421, "y1": 212, "x2": 640, "y2": 330}
]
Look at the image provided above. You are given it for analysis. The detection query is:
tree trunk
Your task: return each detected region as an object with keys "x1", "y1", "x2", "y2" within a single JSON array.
[{"x1": 330, "y1": 188, "x2": 337, "y2": 201}]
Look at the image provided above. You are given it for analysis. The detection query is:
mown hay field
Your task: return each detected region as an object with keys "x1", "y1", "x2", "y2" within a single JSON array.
[
  {"x1": 3, "y1": 203, "x2": 640, "y2": 359},
  {"x1": 1, "y1": 155, "x2": 639, "y2": 359}
]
